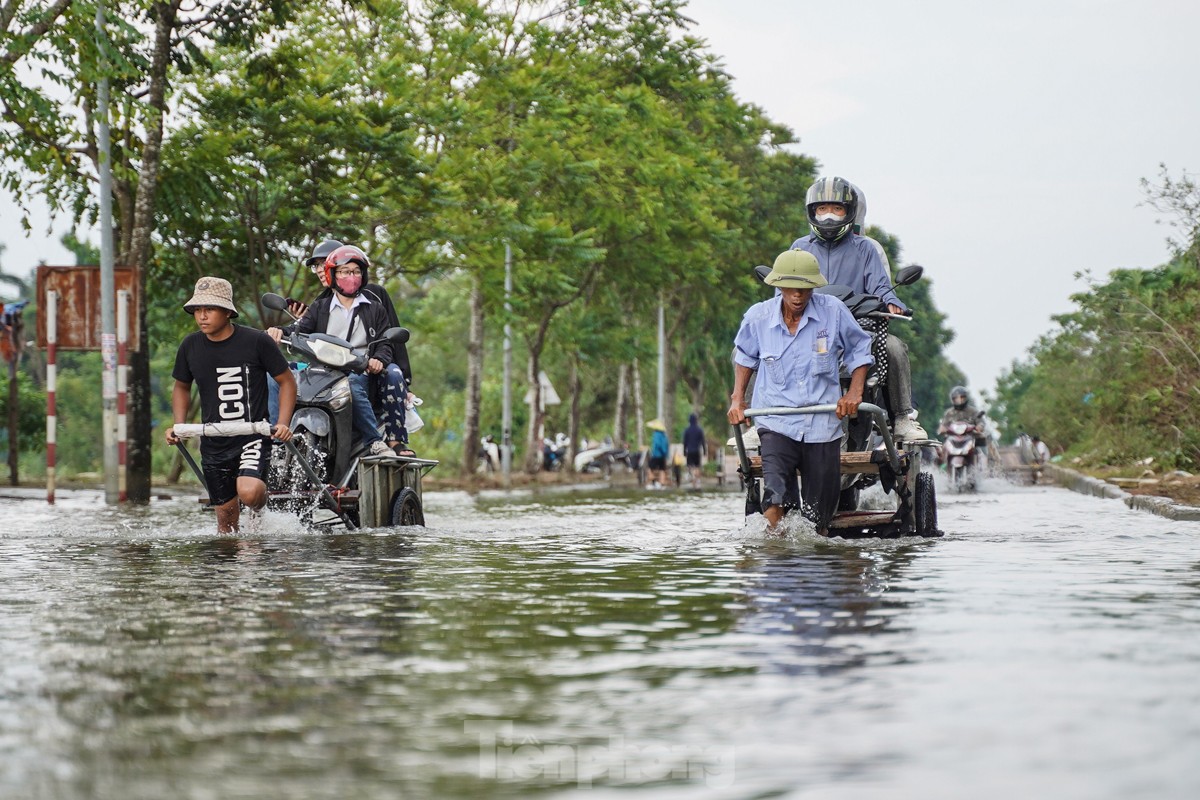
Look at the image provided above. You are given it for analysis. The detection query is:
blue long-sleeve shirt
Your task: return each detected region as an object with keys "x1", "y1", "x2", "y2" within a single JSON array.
[{"x1": 733, "y1": 293, "x2": 873, "y2": 443}]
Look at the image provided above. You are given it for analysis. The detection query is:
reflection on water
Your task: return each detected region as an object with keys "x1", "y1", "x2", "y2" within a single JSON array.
[{"x1": 1, "y1": 481, "x2": 1199, "y2": 799}]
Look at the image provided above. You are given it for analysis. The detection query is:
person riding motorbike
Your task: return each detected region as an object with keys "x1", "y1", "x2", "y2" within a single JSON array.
[
  {"x1": 270, "y1": 241, "x2": 415, "y2": 455},
  {"x1": 790, "y1": 176, "x2": 927, "y2": 442},
  {"x1": 267, "y1": 245, "x2": 399, "y2": 457},
  {"x1": 938, "y1": 385, "x2": 988, "y2": 462},
  {"x1": 938, "y1": 386, "x2": 982, "y2": 432}
]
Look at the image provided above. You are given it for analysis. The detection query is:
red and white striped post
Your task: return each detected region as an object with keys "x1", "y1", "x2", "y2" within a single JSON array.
[
  {"x1": 117, "y1": 289, "x2": 129, "y2": 502},
  {"x1": 46, "y1": 289, "x2": 57, "y2": 505}
]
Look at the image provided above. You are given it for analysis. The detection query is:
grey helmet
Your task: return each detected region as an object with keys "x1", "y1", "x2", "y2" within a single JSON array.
[
  {"x1": 805, "y1": 176, "x2": 859, "y2": 243},
  {"x1": 950, "y1": 385, "x2": 969, "y2": 410},
  {"x1": 305, "y1": 238, "x2": 344, "y2": 269},
  {"x1": 850, "y1": 182, "x2": 866, "y2": 234}
]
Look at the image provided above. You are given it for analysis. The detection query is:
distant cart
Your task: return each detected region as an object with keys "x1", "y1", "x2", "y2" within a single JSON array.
[
  {"x1": 174, "y1": 422, "x2": 437, "y2": 530},
  {"x1": 731, "y1": 403, "x2": 940, "y2": 538}
]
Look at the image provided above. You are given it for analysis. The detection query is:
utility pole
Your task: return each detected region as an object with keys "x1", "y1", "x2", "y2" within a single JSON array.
[
  {"x1": 96, "y1": 0, "x2": 119, "y2": 504},
  {"x1": 656, "y1": 296, "x2": 665, "y2": 421},
  {"x1": 501, "y1": 243, "x2": 513, "y2": 487}
]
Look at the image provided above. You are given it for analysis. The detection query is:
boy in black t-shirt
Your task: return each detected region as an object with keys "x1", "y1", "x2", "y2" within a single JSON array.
[{"x1": 165, "y1": 277, "x2": 296, "y2": 533}]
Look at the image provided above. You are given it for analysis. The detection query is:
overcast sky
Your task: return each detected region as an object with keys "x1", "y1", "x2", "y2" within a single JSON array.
[{"x1": 3, "y1": 0, "x2": 1198, "y2": 399}]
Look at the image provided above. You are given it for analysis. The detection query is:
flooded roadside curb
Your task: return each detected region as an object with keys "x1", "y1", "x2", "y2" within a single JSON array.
[{"x1": 1042, "y1": 463, "x2": 1200, "y2": 521}]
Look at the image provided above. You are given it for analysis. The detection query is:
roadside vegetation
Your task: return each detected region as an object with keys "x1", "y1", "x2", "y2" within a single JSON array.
[{"x1": 989, "y1": 166, "x2": 1200, "y2": 475}]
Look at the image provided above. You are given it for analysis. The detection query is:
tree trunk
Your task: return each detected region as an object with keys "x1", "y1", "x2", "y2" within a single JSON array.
[
  {"x1": 462, "y1": 276, "x2": 484, "y2": 476},
  {"x1": 524, "y1": 350, "x2": 543, "y2": 474},
  {"x1": 7, "y1": 355, "x2": 18, "y2": 486},
  {"x1": 632, "y1": 357, "x2": 645, "y2": 450},
  {"x1": 123, "y1": 0, "x2": 182, "y2": 505},
  {"x1": 566, "y1": 357, "x2": 580, "y2": 472},
  {"x1": 613, "y1": 363, "x2": 628, "y2": 447}
]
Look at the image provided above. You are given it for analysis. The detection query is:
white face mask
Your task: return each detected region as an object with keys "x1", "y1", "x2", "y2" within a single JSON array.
[{"x1": 815, "y1": 211, "x2": 846, "y2": 224}]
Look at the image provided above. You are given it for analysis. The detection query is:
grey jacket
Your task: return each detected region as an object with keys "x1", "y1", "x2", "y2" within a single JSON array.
[{"x1": 790, "y1": 233, "x2": 904, "y2": 311}]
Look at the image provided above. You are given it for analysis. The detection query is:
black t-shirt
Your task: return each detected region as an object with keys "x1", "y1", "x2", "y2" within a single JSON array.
[{"x1": 172, "y1": 325, "x2": 289, "y2": 460}]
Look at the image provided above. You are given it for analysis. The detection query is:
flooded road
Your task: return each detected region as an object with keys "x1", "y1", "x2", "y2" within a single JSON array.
[{"x1": 2, "y1": 476, "x2": 1199, "y2": 799}]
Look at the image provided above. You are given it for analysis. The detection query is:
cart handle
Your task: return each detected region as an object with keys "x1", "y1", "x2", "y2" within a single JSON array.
[
  {"x1": 741, "y1": 402, "x2": 901, "y2": 473},
  {"x1": 173, "y1": 421, "x2": 274, "y2": 439},
  {"x1": 173, "y1": 420, "x2": 356, "y2": 530}
]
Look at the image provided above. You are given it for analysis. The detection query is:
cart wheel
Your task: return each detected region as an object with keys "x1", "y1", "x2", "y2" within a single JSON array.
[
  {"x1": 389, "y1": 487, "x2": 425, "y2": 527},
  {"x1": 915, "y1": 471, "x2": 937, "y2": 535}
]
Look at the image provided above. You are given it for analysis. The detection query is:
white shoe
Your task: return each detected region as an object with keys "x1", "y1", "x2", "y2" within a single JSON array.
[
  {"x1": 893, "y1": 416, "x2": 928, "y2": 442},
  {"x1": 368, "y1": 440, "x2": 392, "y2": 457},
  {"x1": 726, "y1": 426, "x2": 761, "y2": 450}
]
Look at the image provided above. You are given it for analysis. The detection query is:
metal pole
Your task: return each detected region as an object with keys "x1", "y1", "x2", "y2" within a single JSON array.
[
  {"x1": 46, "y1": 290, "x2": 57, "y2": 505},
  {"x1": 656, "y1": 297, "x2": 665, "y2": 420},
  {"x1": 501, "y1": 242, "x2": 513, "y2": 487},
  {"x1": 117, "y1": 290, "x2": 128, "y2": 502},
  {"x1": 96, "y1": 0, "x2": 118, "y2": 504}
]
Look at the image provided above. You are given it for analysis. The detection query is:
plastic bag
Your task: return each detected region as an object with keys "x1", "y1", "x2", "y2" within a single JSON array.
[{"x1": 406, "y1": 396, "x2": 424, "y2": 434}]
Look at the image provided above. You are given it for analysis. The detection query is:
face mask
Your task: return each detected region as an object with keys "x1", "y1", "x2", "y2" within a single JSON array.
[
  {"x1": 336, "y1": 274, "x2": 363, "y2": 295},
  {"x1": 815, "y1": 212, "x2": 846, "y2": 224}
]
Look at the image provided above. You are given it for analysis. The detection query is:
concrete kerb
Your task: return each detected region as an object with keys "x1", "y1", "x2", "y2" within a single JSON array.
[{"x1": 1041, "y1": 463, "x2": 1200, "y2": 521}]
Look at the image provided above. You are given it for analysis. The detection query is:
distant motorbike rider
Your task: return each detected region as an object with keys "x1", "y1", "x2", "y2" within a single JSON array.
[
  {"x1": 938, "y1": 385, "x2": 988, "y2": 461},
  {"x1": 790, "y1": 176, "x2": 927, "y2": 442},
  {"x1": 938, "y1": 385, "x2": 981, "y2": 432}
]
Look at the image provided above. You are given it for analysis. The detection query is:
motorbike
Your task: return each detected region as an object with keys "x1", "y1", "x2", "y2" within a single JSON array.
[
  {"x1": 942, "y1": 418, "x2": 983, "y2": 492},
  {"x1": 542, "y1": 432, "x2": 569, "y2": 471},
  {"x1": 477, "y1": 435, "x2": 500, "y2": 474},
  {"x1": 574, "y1": 442, "x2": 640, "y2": 475},
  {"x1": 261, "y1": 292, "x2": 411, "y2": 525}
]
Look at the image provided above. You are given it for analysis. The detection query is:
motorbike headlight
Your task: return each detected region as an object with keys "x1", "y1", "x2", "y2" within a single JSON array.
[
  {"x1": 316, "y1": 377, "x2": 353, "y2": 410},
  {"x1": 308, "y1": 338, "x2": 356, "y2": 368}
]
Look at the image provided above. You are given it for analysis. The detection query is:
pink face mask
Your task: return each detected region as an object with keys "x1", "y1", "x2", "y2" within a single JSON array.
[{"x1": 335, "y1": 273, "x2": 363, "y2": 295}]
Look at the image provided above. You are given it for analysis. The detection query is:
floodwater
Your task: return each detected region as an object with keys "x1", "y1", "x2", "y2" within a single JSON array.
[{"x1": 2, "y1": 475, "x2": 1199, "y2": 800}]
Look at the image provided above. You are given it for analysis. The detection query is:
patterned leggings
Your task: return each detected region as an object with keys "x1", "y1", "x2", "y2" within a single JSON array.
[{"x1": 375, "y1": 363, "x2": 408, "y2": 445}]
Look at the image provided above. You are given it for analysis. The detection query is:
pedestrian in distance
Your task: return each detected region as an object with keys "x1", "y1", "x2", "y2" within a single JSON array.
[
  {"x1": 727, "y1": 250, "x2": 874, "y2": 536},
  {"x1": 646, "y1": 418, "x2": 670, "y2": 489},
  {"x1": 165, "y1": 277, "x2": 296, "y2": 533},
  {"x1": 682, "y1": 412, "x2": 705, "y2": 488}
]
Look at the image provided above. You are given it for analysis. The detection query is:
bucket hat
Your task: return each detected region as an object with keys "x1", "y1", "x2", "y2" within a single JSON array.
[
  {"x1": 183, "y1": 276, "x2": 238, "y2": 318},
  {"x1": 763, "y1": 250, "x2": 827, "y2": 289}
]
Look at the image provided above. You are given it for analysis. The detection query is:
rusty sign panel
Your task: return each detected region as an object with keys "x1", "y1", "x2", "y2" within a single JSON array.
[{"x1": 35, "y1": 265, "x2": 141, "y2": 351}]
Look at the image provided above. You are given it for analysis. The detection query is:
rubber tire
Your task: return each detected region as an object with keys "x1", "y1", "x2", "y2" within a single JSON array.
[
  {"x1": 915, "y1": 471, "x2": 937, "y2": 535},
  {"x1": 389, "y1": 487, "x2": 425, "y2": 527}
]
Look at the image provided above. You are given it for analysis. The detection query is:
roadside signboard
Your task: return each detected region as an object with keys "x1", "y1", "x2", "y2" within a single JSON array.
[{"x1": 35, "y1": 265, "x2": 141, "y2": 351}]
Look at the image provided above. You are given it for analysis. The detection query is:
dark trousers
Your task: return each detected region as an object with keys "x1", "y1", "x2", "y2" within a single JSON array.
[{"x1": 758, "y1": 430, "x2": 842, "y2": 529}]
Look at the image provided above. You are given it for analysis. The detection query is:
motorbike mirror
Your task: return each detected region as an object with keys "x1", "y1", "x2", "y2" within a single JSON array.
[
  {"x1": 752, "y1": 265, "x2": 772, "y2": 285},
  {"x1": 893, "y1": 264, "x2": 924, "y2": 286},
  {"x1": 261, "y1": 293, "x2": 290, "y2": 312},
  {"x1": 383, "y1": 326, "x2": 410, "y2": 344}
]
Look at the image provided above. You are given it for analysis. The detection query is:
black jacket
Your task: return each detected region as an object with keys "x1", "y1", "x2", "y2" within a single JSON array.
[{"x1": 288, "y1": 285, "x2": 410, "y2": 378}]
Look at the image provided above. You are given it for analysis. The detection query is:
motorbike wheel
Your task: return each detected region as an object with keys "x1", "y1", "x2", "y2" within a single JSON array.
[
  {"x1": 915, "y1": 472, "x2": 938, "y2": 535},
  {"x1": 389, "y1": 487, "x2": 425, "y2": 527}
]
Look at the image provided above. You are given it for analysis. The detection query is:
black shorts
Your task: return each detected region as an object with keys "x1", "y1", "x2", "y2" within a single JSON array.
[
  {"x1": 758, "y1": 430, "x2": 842, "y2": 528},
  {"x1": 685, "y1": 451, "x2": 702, "y2": 468},
  {"x1": 203, "y1": 436, "x2": 270, "y2": 506},
  {"x1": 648, "y1": 455, "x2": 667, "y2": 471}
]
